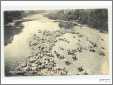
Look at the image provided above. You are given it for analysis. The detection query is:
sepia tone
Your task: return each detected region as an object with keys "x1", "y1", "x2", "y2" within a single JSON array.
[{"x1": 4, "y1": 9, "x2": 109, "y2": 76}]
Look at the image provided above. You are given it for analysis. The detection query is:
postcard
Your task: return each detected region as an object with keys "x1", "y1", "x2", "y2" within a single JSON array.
[{"x1": 1, "y1": 1, "x2": 112, "y2": 84}]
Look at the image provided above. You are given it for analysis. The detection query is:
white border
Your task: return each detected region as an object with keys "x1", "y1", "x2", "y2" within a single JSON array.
[{"x1": 1, "y1": 1, "x2": 112, "y2": 84}]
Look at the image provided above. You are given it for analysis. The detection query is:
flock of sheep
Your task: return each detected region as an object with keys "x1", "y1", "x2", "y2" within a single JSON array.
[{"x1": 9, "y1": 27, "x2": 106, "y2": 76}]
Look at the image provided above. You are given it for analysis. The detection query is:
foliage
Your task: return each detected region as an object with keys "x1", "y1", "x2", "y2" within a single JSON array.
[{"x1": 45, "y1": 9, "x2": 108, "y2": 32}]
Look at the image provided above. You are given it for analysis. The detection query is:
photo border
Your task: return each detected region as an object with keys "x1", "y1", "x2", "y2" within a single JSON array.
[{"x1": 0, "y1": 0, "x2": 112, "y2": 84}]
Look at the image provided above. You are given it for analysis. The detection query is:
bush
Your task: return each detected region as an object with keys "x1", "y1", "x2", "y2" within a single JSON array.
[
  {"x1": 45, "y1": 9, "x2": 108, "y2": 32},
  {"x1": 4, "y1": 11, "x2": 24, "y2": 24},
  {"x1": 4, "y1": 11, "x2": 24, "y2": 46}
]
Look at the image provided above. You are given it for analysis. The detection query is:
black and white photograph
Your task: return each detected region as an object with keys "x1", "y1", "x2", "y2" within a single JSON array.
[
  {"x1": 4, "y1": 9, "x2": 109, "y2": 76},
  {"x1": 1, "y1": 1, "x2": 112, "y2": 84}
]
